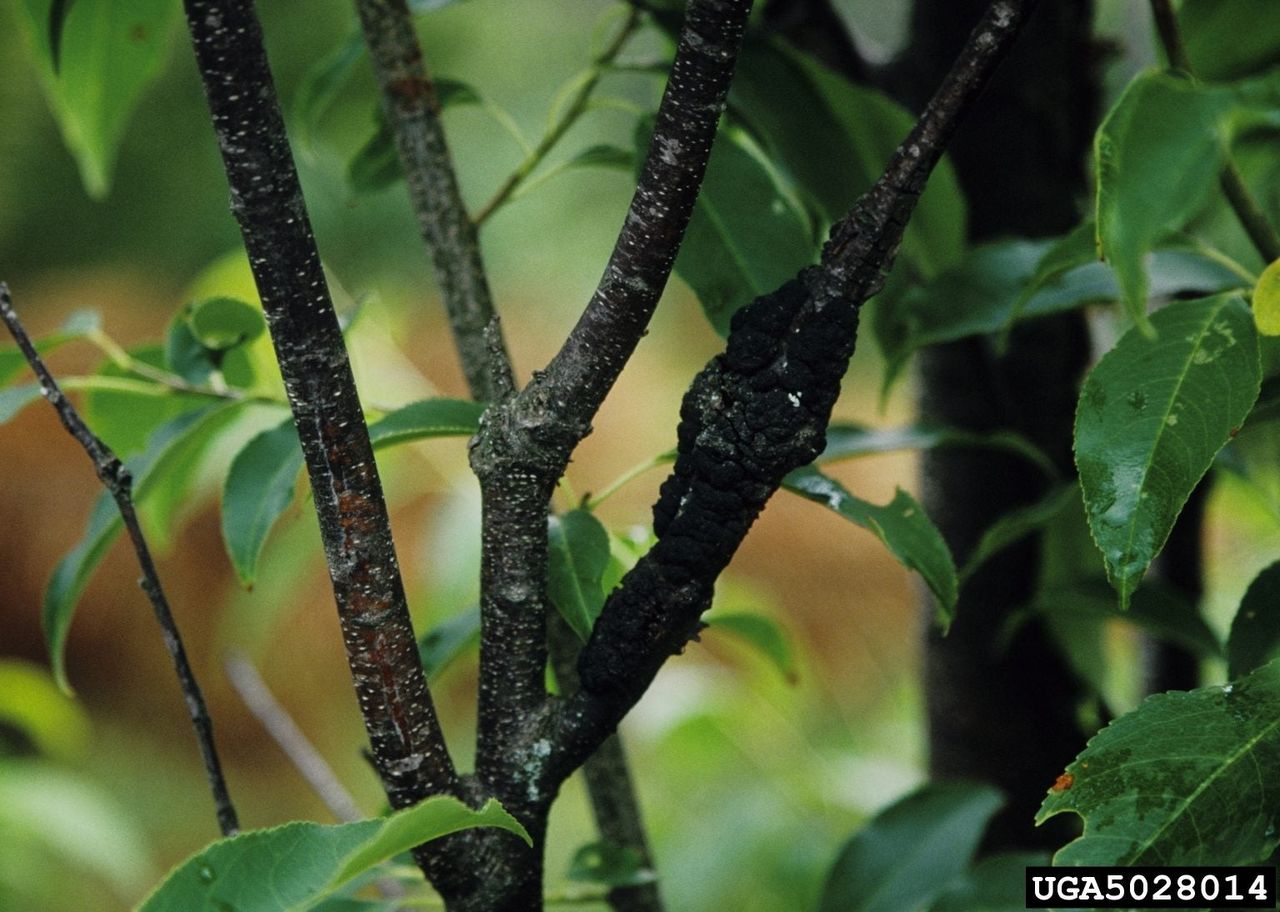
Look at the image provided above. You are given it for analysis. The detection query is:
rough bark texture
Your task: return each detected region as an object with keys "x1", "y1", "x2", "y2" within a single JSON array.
[
  {"x1": 460, "y1": 3, "x2": 754, "y2": 907},
  {"x1": 548, "y1": 613, "x2": 663, "y2": 912},
  {"x1": 881, "y1": 0, "x2": 1098, "y2": 851},
  {"x1": 182, "y1": 0, "x2": 457, "y2": 826},
  {"x1": 354, "y1": 0, "x2": 513, "y2": 401},
  {"x1": 557, "y1": 0, "x2": 1032, "y2": 774}
]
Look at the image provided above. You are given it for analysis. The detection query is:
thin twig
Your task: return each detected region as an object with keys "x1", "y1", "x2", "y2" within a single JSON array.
[
  {"x1": 474, "y1": 8, "x2": 642, "y2": 226},
  {"x1": 182, "y1": 0, "x2": 458, "y2": 829},
  {"x1": 224, "y1": 652, "x2": 365, "y2": 823},
  {"x1": 0, "y1": 282, "x2": 239, "y2": 837},
  {"x1": 353, "y1": 0, "x2": 514, "y2": 401},
  {"x1": 1150, "y1": 0, "x2": 1280, "y2": 263}
]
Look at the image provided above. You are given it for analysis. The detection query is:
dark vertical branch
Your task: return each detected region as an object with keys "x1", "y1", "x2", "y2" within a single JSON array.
[
  {"x1": 554, "y1": 0, "x2": 1032, "y2": 776},
  {"x1": 353, "y1": 0, "x2": 513, "y2": 402},
  {"x1": 548, "y1": 614, "x2": 663, "y2": 912},
  {"x1": 0, "y1": 284, "x2": 239, "y2": 838},
  {"x1": 459, "y1": 4, "x2": 753, "y2": 905},
  {"x1": 181, "y1": 0, "x2": 458, "y2": 823},
  {"x1": 882, "y1": 0, "x2": 1096, "y2": 852}
]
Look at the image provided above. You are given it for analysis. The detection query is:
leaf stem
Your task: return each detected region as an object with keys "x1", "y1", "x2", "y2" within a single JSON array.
[
  {"x1": 84, "y1": 328, "x2": 252, "y2": 400},
  {"x1": 1150, "y1": 0, "x2": 1280, "y2": 263},
  {"x1": 0, "y1": 282, "x2": 240, "y2": 837},
  {"x1": 584, "y1": 450, "x2": 675, "y2": 510},
  {"x1": 473, "y1": 7, "x2": 642, "y2": 226}
]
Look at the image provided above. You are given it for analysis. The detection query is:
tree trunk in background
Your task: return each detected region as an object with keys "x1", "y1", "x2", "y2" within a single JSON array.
[{"x1": 882, "y1": 0, "x2": 1099, "y2": 851}]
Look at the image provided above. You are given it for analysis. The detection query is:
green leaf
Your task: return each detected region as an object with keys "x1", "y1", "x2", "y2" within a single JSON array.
[
  {"x1": 367, "y1": 398, "x2": 486, "y2": 449},
  {"x1": 1075, "y1": 293, "x2": 1261, "y2": 607},
  {"x1": 1253, "y1": 257, "x2": 1280, "y2": 336},
  {"x1": 1227, "y1": 561, "x2": 1280, "y2": 678},
  {"x1": 873, "y1": 238, "x2": 1244, "y2": 391},
  {"x1": 929, "y1": 852, "x2": 1048, "y2": 912},
  {"x1": 565, "y1": 144, "x2": 634, "y2": 172},
  {"x1": 137, "y1": 796, "x2": 529, "y2": 912},
  {"x1": 44, "y1": 404, "x2": 242, "y2": 692},
  {"x1": 1181, "y1": 0, "x2": 1280, "y2": 81},
  {"x1": 292, "y1": 29, "x2": 365, "y2": 152},
  {"x1": 0, "y1": 660, "x2": 90, "y2": 760},
  {"x1": 186, "y1": 297, "x2": 266, "y2": 352},
  {"x1": 1094, "y1": 71, "x2": 1235, "y2": 332},
  {"x1": 16, "y1": 0, "x2": 179, "y2": 197},
  {"x1": 783, "y1": 467, "x2": 958, "y2": 626},
  {"x1": 731, "y1": 37, "x2": 965, "y2": 279},
  {"x1": 221, "y1": 418, "x2": 304, "y2": 588},
  {"x1": 667, "y1": 124, "x2": 816, "y2": 336},
  {"x1": 819, "y1": 422, "x2": 1056, "y2": 478},
  {"x1": 0, "y1": 759, "x2": 155, "y2": 899},
  {"x1": 1037, "y1": 657, "x2": 1280, "y2": 866},
  {"x1": 959, "y1": 485, "x2": 1078, "y2": 584},
  {"x1": 546, "y1": 509, "x2": 610, "y2": 641},
  {"x1": 417, "y1": 606, "x2": 480, "y2": 680},
  {"x1": 87, "y1": 344, "x2": 208, "y2": 456},
  {"x1": 707, "y1": 611, "x2": 797, "y2": 683},
  {"x1": 566, "y1": 840, "x2": 655, "y2": 888},
  {"x1": 818, "y1": 782, "x2": 1004, "y2": 912}
]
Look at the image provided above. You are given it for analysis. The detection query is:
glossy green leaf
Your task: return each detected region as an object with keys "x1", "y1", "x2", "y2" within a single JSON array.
[
  {"x1": 707, "y1": 611, "x2": 797, "y2": 683},
  {"x1": 929, "y1": 852, "x2": 1048, "y2": 912},
  {"x1": 0, "y1": 660, "x2": 90, "y2": 760},
  {"x1": 819, "y1": 422, "x2": 1056, "y2": 478},
  {"x1": 417, "y1": 606, "x2": 481, "y2": 680},
  {"x1": 818, "y1": 782, "x2": 1003, "y2": 912},
  {"x1": 566, "y1": 840, "x2": 655, "y2": 888},
  {"x1": 1181, "y1": 0, "x2": 1280, "y2": 81},
  {"x1": 186, "y1": 296, "x2": 266, "y2": 352},
  {"x1": 367, "y1": 398, "x2": 485, "y2": 449},
  {"x1": 783, "y1": 467, "x2": 958, "y2": 625},
  {"x1": 546, "y1": 509, "x2": 610, "y2": 641},
  {"x1": 44, "y1": 404, "x2": 241, "y2": 692},
  {"x1": 1227, "y1": 561, "x2": 1280, "y2": 678},
  {"x1": 1038, "y1": 657, "x2": 1280, "y2": 866},
  {"x1": 731, "y1": 37, "x2": 965, "y2": 279},
  {"x1": 1095, "y1": 71, "x2": 1235, "y2": 332},
  {"x1": 873, "y1": 238, "x2": 1244, "y2": 390},
  {"x1": 0, "y1": 760, "x2": 155, "y2": 899},
  {"x1": 1076, "y1": 293, "x2": 1261, "y2": 607},
  {"x1": 137, "y1": 796, "x2": 529, "y2": 912},
  {"x1": 669, "y1": 124, "x2": 816, "y2": 336},
  {"x1": 959, "y1": 485, "x2": 1078, "y2": 583},
  {"x1": 16, "y1": 0, "x2": 179, "y2": 197},
  {"x1": 221, "y1": 418, "x2": 304, "y2": 588}
]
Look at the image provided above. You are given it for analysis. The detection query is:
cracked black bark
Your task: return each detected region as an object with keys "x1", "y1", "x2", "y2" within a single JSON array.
[
  {"x1": 558, "y1": 0, "x2": 1031, "y2": 772},
  {"x1": 181, "y1": 0, "x2": 457, "y2": 829},
  {"x1": 353, "y1": 0, "x2": 514, "y2": 401}
]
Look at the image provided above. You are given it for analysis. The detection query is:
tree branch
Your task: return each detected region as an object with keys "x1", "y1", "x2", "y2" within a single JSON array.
[
  {"x1": 555, "y1": 0, "x2": 1031, "y2": 773},
  {"x1": 353, "y1": 0, "x2": 514, "y2": 401},
  {"x1": 548, "y1": 614, "x2": 662, "y2": 912},
  {"x1": 182, "y1": 0, "x2": 457, "y2": 823},
  {"x1": 0, "y1": 283, "x2": 239, "y2": 837},
  {"x1": 1149, "y1": 0, "x2": 1280, "y2": 263}
]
